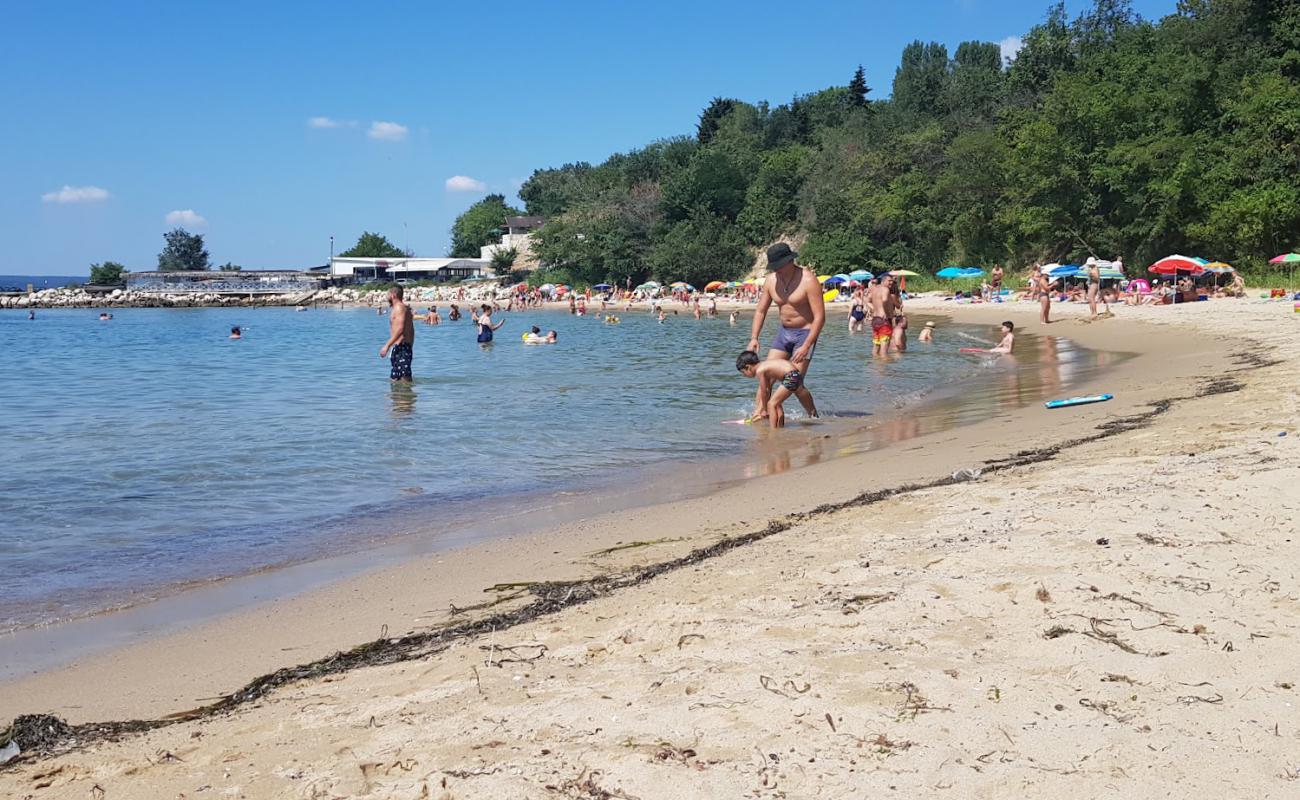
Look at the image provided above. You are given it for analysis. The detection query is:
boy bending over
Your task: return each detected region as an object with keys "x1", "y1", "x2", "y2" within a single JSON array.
[{"x1": 736, "y1": 350, "x2": 818, "y2": 428}]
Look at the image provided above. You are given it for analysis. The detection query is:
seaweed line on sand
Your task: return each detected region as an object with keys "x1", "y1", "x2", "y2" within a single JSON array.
[{"x1": 0, "y1": 350, "x2": 1264, "y2": 765}]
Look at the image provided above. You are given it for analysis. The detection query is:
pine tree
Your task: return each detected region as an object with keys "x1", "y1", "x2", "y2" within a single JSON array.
[{"x1": 848, "y1": 65, "x2": 870, "y2": 107}]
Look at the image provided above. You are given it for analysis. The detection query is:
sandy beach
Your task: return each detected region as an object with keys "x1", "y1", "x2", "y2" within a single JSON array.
[{"x1": 3, "y1": 295, "x2": 1298, "y2": 797}]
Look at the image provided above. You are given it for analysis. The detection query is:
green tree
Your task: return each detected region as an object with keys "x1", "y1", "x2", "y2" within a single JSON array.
[
  {"x1": 489, "y1": 247, "x2": 519, "y2": 273},
  {"x1": 157, "y1": 228, "x2": 210, "y2": 271},
  {"x1": 339, "y1": 232, "x2": 404, "y2": 258},
  {"x1": 892, "y1": 41, "x2": 950, "y2": 116},
  {"x1": 696, "y1": 97, "x2": 738, "y2": 145},
  {"x1": 848, "y1": 65, "x2": 870, "y2": 108},
  {"x1": 450, "y1": 194, "x2": 523, "y2": 257},
  {"x1": 647, "y1": 209, "x2": 749, "y2": 285},
  {"x1": 89, "y1": 261, "x2": 126, "y2": 284}
]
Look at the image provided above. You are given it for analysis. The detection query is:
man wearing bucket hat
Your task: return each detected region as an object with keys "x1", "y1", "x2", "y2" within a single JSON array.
[{"x1": 745, "y1": 242, "x2": 826, "y2": 390}]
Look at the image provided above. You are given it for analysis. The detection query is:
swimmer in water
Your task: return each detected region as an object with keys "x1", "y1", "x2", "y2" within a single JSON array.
[
  {"x1": 729, "y1": 311, "x2": 738, "y2": 326},
  {"x1": 919, "y1": 321, "x2": 934, "y2": 343},
  {"x1": 425, "y1": 305, "x2": 441, "y2": 324},
  {"x1": 230, "y1": 325, "x2": 241, "y2": 339},
  {"x1": 735, "y1": 350, "x2": 818, "y2": 429},
  {"x1": 98, "y1": 312, "x2": 113, "y2": 321}
]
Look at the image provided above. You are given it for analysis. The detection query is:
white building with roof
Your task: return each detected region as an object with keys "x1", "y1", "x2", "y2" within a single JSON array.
[{"x1": 329, "y1": 257, "x2": 492, "y2": 283}]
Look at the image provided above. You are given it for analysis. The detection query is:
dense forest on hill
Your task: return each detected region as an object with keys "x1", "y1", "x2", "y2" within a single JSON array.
[{"x1": 456, "y1": 0, "x2": 1300, "y2": 287}]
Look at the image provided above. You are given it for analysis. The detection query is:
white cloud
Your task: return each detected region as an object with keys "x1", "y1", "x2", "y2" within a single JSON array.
[
  {"x1": 445, "y1": 175, "x2": 487, "y2": 192},
  {"x1": 308, "y1": 116, "x2": 343, "y2": 129},
  {"x1": 999, "y1": 35, "x2": 1024, "y2": 65},
  {"x1": 165, "y1": 209, "x2": 207, "y2": 228},
  {"x1": 41, "y1": 185, "x2": 110, "y2": 204},
  {"x1": 368, "y1": 121, "x2": 408, "y2": 142}
]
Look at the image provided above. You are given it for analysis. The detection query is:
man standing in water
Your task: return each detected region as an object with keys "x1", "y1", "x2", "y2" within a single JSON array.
[
  {"x1": 746, "y1": 242, "x2": 825, "y2": 386},
  {"x1": 379, "y1": 286, "x2": 415, "y2": 382},
  {"x1": 867, "y1": 274, "x2": 896, "y2": 357}
]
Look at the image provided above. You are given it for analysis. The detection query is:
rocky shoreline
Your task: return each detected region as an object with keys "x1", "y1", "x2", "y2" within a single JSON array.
[{"x1": 1, "y1": 285, "x2": 369, "y2": 309}]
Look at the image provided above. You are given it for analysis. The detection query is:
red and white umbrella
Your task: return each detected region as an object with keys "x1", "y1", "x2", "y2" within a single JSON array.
[{"x1": 1148, "y1": 255, "x2": 1205, "y2": 276}]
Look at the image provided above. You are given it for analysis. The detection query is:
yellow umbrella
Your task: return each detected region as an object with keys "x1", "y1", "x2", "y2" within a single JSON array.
[
  {"x1": 817, "y1": 275, "x2": 832, "y2": 283},
  {"x1": 888, "y1": 269, "x2": 920, "y2": 276}
]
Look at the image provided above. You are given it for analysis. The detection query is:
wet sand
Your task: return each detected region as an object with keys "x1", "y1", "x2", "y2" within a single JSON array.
[{"x1": 4, "y1": 296, "x2": 1297, "y2": 797}]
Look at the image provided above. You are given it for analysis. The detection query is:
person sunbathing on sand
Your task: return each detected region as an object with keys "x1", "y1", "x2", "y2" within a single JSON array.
[{"x1": 735, "y1": 350, "x2": 818, "y2": 429}]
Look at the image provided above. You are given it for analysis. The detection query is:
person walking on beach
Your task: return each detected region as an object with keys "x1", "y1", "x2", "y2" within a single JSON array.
[
  {"x1": 747, "y1": 242, "x2": 826, "y2": 379},
  {"x1": 379, "y1": 286, "x2": 415, "y2": 382},
  {"x1": 990, "y1": 264, "x2": 1004, "y2": 299}
]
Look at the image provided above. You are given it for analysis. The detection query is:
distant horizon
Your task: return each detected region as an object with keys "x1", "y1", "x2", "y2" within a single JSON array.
[{"x1": 5, "y1": 0, "x2": 1178, "y2": 276}]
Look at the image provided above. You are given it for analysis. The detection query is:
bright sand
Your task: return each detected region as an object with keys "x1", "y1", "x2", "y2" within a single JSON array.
[{"x1": 2, "y1": 296, "x2": 1298, "y2": 797}]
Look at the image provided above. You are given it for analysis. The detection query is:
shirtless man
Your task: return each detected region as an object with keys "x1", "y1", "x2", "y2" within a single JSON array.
[
  {"x1": 989, "y1": 264, "x2": 1004, "y2": 299},
  {"x1": 867, "y1": 274, "x2": 897, "y2": 357},
  {"x1": 379, "y1": 286, "x2": 415, "y2": 382},
  {"x1": 746, "y1": 243, "x2": 825, "y2": 384}
]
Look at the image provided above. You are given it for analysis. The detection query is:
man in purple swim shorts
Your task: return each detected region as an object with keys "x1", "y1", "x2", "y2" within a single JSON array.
[{"x1": 746, "y1": 243, "x2": 826, "y2": 389}]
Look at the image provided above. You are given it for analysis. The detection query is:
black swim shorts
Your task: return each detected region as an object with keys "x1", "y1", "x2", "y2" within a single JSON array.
[{"x1": 389, "y1": 343, "x2": 413, "y2": 380}]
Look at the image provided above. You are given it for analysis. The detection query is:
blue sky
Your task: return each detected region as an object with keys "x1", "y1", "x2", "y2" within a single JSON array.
[{"x1": 3, "y1": 0, "x2": 1177, "y2": 275}]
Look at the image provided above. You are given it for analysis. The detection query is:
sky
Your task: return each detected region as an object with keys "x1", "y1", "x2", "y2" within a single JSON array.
[{"x1": 2, "y1": 0, "x2": 1179, "y2": 275}]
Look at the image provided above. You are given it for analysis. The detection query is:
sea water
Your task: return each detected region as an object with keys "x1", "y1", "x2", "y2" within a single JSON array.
[{"x1": 0, "y1": 305, "x2": 1113, "y2": 631}]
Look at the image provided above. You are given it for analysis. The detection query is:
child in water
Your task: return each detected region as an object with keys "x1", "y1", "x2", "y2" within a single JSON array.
[
  {"x1": 919, "y1": 321, "x2": 934, "y2": 343},
  {"x1": 988, "y1": 321, "x2": 1014, "y2": 354},
  {"x1": 735, "y1": 351, "x2": 818, "y2": 429}
]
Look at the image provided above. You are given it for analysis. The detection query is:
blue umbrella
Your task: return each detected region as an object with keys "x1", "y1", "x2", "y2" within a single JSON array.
[
  {"x1": 1043, "y1": 264, "x2": 1080, "y2": 278},
  {"x1": 849, "y1": 269, "x2": 872, "y2": 281},
  {"x1": 592, "y1": 283, "x2": 612, "y2": 291},
  {"x1": 936, "y1": 267, "x2": 970, "y2": 279},
  {"x1": 822, "y1": 275, "x2": 847, "y2": 286}
]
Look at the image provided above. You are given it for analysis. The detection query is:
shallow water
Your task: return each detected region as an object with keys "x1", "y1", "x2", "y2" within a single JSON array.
[{"x1": 0, "y1": 305, "x2": 1115, "y2": 631}]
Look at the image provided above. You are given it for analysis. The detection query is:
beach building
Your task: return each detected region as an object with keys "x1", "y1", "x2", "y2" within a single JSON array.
[
  {"x1": 481, "y1": 216, "x2": 545, "y2": 271},
  {"x1": 329, "y1": 257, "x2": 492, "y2": 283},
  {"x1": 126, "y1": 270, "x2": 328, "y2": 295}
]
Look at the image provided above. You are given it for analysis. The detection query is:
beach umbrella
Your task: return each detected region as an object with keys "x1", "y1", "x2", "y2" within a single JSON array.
[
  {"x1": 887, "y1": 270, "x2": 918, "y2": 277},
  {"x1": 849, "y1": 269, "x2": 873, "y2": 281},
  {"x1": 816, "y1": 274, "x2": 833, "y2": 284},
  {"x1": 822, "y1": 275, "x2": 847, "y2": 286},
  {"x1": 1149, "y1": 255, "x2": 1205, "y2": 275},
  {"x1": 704, "y1": 280, "x2": 727, "y2": 291},
  {"x1": 1270, "y1": 253, "x2": 1300, "y2": 292},
  {"x1": 592, "y1": 283, "x2": 613, "y2": 291},
  {"x1": 1200, "y1": 262, "x2": 1234, "y2": 274},
  {"x1": 538, "y1": 283, "x2": 556, "y2": 292},
  {"x1": 935, "y1": 267, "x2": 967, "y2": 279}
]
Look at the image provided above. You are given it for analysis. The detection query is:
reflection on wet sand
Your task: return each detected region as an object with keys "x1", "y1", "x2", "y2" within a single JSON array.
[{"x1": 738, "y1": 330, "x2": 1129, "y2": 474}]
